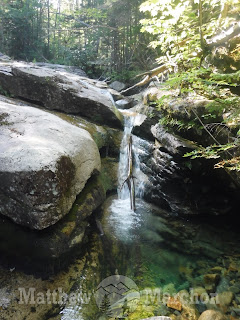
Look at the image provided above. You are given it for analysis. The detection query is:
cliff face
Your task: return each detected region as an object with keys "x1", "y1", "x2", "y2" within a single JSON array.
[{"x1": 132, "y1": 85, "x2": 240, "y2": 216}]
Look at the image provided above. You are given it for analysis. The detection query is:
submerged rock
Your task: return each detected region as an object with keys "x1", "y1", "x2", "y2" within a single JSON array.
[
  {"x1": 204, "y1": 274, "x2": 220, "y2": 292},
  {"x1": 217, "y1": 291, "x2": 234, "y2": 309},
  {"x1": 198, "y1": 310, "x2": 229, "y2": 320},
  {"x1": 181, "y1": 303, "x2": 199, "y2": 320},
  {"x1": 0, "y1": 61, "x2": 123, "y2": 128},
  {"x1": 167, "y1": 297, "x2": 182, "y2": 311},
  {"x1": 0, "y1": 100, "x2": 101, "y2": 229}
]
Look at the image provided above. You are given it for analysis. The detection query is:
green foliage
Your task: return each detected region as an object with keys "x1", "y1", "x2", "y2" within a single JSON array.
[
  {"x1": 184, "y1": 143, "x2": 240, "y2": 171},
  {"x1": 106, "y1": 69, "x2": 143, "y2": 82},
  {"x1": 162, "y1": 67, "x2": 239, "y2": 98},
  {"x1": 139, "y1": 0, "x2": 240, "y2": 173},
  {"x1": 159, "y1": 115, "x2": 203, "y2": 131},
  {"x1": 156, "y1": 94, "x2": 171, "y2": 108},
  {"x1": 140, "y1": 0, "x2": 240, "y2": 68},
  {"x1": 184, "y1": 143, "x2": 237, "y2": 160},
  {"x1": 0, "y1": 0, "x2": 49, "y2": 60},
  {"x1": 210, "y1": 71, "x2": 240, "y2": 86},
  {"x1": 206, "y1": 97, "x2": 240, "y2": 120},
  {"x1": 0, "y1": 0, "x2": 154, "y2": 78},
  {"x1": 140, "y1": 0, "x2": 201, "y2": 55},
  {"x1": 151, "y1": 66, "x2": 240, "y2": 172},
  {"x1": 99, "y1": 294, "x2": 112, "y2": 317}
]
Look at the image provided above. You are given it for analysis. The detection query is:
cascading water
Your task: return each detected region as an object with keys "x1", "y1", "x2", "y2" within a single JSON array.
[
  {"x1": 116, "y1": 111, "x2": 146, "y2": 209},
  {"x1": 106, "y1": 110, "x2": 148, "y2": 241}
]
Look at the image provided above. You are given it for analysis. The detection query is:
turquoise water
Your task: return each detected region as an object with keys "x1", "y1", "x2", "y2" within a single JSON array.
[{"x1": 60, "y1": 196, "x2": 240, "y2": 319}]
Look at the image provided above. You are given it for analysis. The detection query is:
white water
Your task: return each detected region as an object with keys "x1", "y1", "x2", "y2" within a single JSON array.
[
  {"x1": 106, "y1": 111, "x2": 147, "y2": 241},
  {"x1": 114, "y1": 111, "x2": 146, "y2": 211}
]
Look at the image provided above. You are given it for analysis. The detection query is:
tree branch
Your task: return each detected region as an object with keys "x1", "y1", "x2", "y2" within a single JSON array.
[
  {"x1": 121, "y1": 63, "x2": 175, "y2": 94},
  {"x1": 207, "y1": 21, "x2": 240, "y2": 48}
]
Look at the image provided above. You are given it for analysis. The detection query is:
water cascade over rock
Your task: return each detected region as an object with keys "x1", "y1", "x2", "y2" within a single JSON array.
[{"x1": 112, "y1": 111, "x2": 148, "y2": 213}]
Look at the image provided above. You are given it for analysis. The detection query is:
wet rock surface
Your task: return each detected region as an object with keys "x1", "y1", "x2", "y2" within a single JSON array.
[
  {"x1": 134, "y1": 133, "x2": 235, "y2": 216},
  {"x1": 125, "y1": 86, "x2": 239, "y2": 216},
  {"x1": 115, "y1": 98, "x2": 133, "y2": 109}
]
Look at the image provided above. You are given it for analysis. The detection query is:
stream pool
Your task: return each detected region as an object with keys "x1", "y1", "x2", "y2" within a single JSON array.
[{"x1": 60, "y1": 196, "x2": 240, "y2": 320}]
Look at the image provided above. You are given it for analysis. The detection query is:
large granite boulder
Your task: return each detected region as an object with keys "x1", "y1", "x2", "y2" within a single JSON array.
[
  {"x1": 0, "y1": 175, "x2": 106, "y2": 263},
  {"x1": 34, "y1": 62, "x2": 87, "y2": 77},
  {"x1": 0, "y1": 100, "x2": 101, "y2": 230},
  {"x1": 0, "y1": 61, "x2": 123, "y2": 128}
]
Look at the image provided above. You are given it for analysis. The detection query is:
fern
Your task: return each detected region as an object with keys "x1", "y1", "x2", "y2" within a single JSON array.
[{"x1": 184, "y1": 143, "x2": 238, "y2": 160}]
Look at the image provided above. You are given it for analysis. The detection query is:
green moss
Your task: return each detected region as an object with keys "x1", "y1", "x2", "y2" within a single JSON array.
[
  {"x1": 0, "y1": 86, "x2": 14, "y2": 98},
  {"x1": 66, "y1": 175, "x2": 105, "y2": 222},
  {"x1": 98, "y1": 158, "x2": 118, "y2": 193},
  {"x1": 54, "y1": 112, "x2": 80, "y2": 127},
  {"x1": 53, "y1": 112, "x2": 109, "y2": 149},
  {"x1": 61, "y1": 222, "x2": 76, "y2": 236}
]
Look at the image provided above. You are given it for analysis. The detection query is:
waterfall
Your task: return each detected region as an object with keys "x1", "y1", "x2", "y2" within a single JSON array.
[{"x1": 117, "y1": 111, "x2": 145, "y2": 210}]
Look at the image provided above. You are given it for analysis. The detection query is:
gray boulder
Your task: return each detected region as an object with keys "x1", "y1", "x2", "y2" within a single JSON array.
[
  {"x1": 0, "y1": 61, "x2": 123, "y2": 128},
  {"x1": 109, "y1": 80, "x2": 126, "y2": 92},
  {"x1": 0, "y1": 101, "x2": 101, "y2": 230}
]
